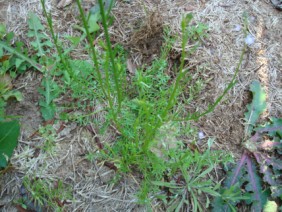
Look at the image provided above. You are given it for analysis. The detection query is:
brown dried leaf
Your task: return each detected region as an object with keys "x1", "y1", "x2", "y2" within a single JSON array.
[
  {"x1": 57, "y1": 0, "x2": 73, "y2": 9},
  {"x1": 126, "y1": 58, "x2": 136, "y2": 74}
]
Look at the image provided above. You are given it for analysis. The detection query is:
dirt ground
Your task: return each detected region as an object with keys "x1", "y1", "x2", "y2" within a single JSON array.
[{"x1": 0, "y1": 0, "x2": 281, "y2": 211}]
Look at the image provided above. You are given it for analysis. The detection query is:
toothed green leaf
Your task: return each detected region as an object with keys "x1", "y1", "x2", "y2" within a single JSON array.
[
  {"x1": 27, "y1": 13, "x2": 53, "y2": 57},
  {"x1": 245, "y1": 157, "x2": 268, "y2": 211},
  {"x1": 244, "y1": 81, "x2": 266, "y2": 135},
  {"x1": 38, "y1": 79, "x2": 61, "y2": 121},
  {"x1": 255, "y1": 118, "x2": 282, "y2": 142},
  {"x1": 212, "y1": 183, "x2": 248, "y2": 212}
]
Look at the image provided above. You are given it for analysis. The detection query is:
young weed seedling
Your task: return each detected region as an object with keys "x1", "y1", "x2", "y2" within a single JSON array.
[{"x1": 16, "y1": 177, "x2": 72, "y2": 211}]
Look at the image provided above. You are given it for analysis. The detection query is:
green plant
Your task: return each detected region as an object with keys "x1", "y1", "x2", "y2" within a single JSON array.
[
  {"x1": 0, "y1": 24, "x2": 26, "y2": 120},
  {"x1": 74, "y1": 0, "x2": 115, "y2": 35},
  {"x1": 0, "y1": 120, "x2": 20, "y2": 168},
  {"x1": 38, "y1": 78, "x2": 61, "y2": 121},
  {"x1": 16, "y1": 177, "x2": 72, "y2": 211},
  {"x1": 0, "y1": 25, "x2": 22, "y2": 169},
  {"x1": 0, "y1": 1, "x2": 248, "y2": 210},
  {"x1": 213, "y1": 81, "x2": 282, "y2": 211},
  {"x1": 27, "y1": 13, "x2": 53, "y2": 58},
  {"x1": 0, "y1": 73, "x2": 23, "y2": 120},
  {"x1": 26, "y1": 13, "x2": 63, "y2": 121},
  {"x1": 151, "y1": 139, "x2": 233, "y2": 211},
  {"x1": 72, "y1": 1, "x2": 244, "y2": 208},
  {"x1": 0, "y1": 24, "x2": 32, "y2": 76},
  {"x1": 38, "y1": 124, "x2": 57, "y2": 153}
]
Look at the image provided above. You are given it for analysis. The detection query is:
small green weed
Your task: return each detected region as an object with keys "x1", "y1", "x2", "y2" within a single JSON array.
[
  {"x1": 38, "y1": 124, "x2": 57, "y2": 153},
  {"x1": 0, "y1": 24, "x2": 31, "y2": 76},
  {"x1": 152, "y1": 140, "x2": 233, "y2": 211},
  {"x1": 38, "y1": 77, "x2": 61, "y2": 121},
  {"x1": 16, "y1": 177, "x2": 72, "y2": 211}
]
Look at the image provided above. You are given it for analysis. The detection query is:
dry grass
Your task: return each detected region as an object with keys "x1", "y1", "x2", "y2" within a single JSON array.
[{"x1": 0, "y1": 0, "x2": 281, "y2": 211}]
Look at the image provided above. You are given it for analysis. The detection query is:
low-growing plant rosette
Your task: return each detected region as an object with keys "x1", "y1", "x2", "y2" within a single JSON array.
[{"x1": 213, "y1": 80, "x2": 282, "y2": 211}]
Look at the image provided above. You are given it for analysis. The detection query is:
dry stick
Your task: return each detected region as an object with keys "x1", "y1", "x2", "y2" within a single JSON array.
[{"x1": 86, "y1": 124, "x2": 118, "y2": 171}]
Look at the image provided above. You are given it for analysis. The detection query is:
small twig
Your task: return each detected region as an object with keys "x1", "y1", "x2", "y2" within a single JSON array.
[
  {"x1": 70, "y1": 144, "x2": 76, "y2": 183},
  {"x1": 86, "y1": 124, "x2": 104, "y2": 149}
]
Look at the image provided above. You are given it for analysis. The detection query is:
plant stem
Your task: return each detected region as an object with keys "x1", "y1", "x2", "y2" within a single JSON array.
[
  {"x1": 40, "y1": 0, "x2": 73, "y2": 76},
  {"x1": 75, "y1": 0, "x2": 117, "y2": 121},
  {"x1": 97, "y1": 0, "x2": 123, "y2": 113},
  {"x1": 174, "y1": 44, "x2": 247, "y2": 122}
]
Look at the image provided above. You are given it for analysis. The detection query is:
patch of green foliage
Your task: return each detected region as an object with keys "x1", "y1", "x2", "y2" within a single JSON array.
[
  {"x1": 38, "y1": 124, "x2": 58, "y2": 153},
  {"x1": 27, "y1": 13, "x2": 53, "y2": 57},
  {"x1": 213, "y1": 81, "x2": 282, "y2": 211},
  {"x1": 16, "y1": 177, "x2": 72, "y2": 211},
  {"x1": 0, "y1": 24, "x2": 23, "y2": 169},
  {"x1": 0, "y1": 24, "x2": 25, "y2": 120},
  {"x1": 38, "y1": 78, "x2": 61, "y2": 121},
  {"x1": 0, "y1": 24, "x2": 31, "y2": 76},
  {"x1": 1, "y1": 0, "x2": 247, "y2": 210}
]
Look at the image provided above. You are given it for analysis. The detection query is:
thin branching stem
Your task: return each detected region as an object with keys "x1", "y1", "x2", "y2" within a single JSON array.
[
  {"x1": 75, "y1": 0, "x2": 119, "y2": 123},
  {"x1": 174, "y1": 44, "x2": 247, "y2": 122},
  {"x1": 40, "y1": 0, "x2": 72, "y2": 75},
  {"x1": 98, "y1": 0, "x2": 123, "y2": 113}
]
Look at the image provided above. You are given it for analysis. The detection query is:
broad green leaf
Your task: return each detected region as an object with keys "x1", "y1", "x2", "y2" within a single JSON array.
[
  {"x1": 90, "y1": 0, "x2": 115, "y2": 16},
  {"x1": 39, "y1": 101, "x2": 56, "y2": 121},
  {"x1": 65, "y1": 36, "x2": 81, "y2": 46},
  {"x1": 15, "y1": 58, "x2": 24, "y2": 69},
  {"x1": 0, "y1": 120, "x2": 20, "y2": 168},
  {"x1": 88, "y1": 13, "x2": 100, "y2": 33},
  {"x1": 0, "y1": 46, "x2": 3, "y2": 57},
  {"x1": 63, "y1": 70, "x2": 71, "y2": 84},
  {"x1": 199, "y1": 187, "x2": 220, "y2": 197},
  {"x1": 244, "y1": 80, "x2": 266, "y2": 135},
  {"x1": 192, "y1": 165, "x2": 214, "y2": 182}
]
